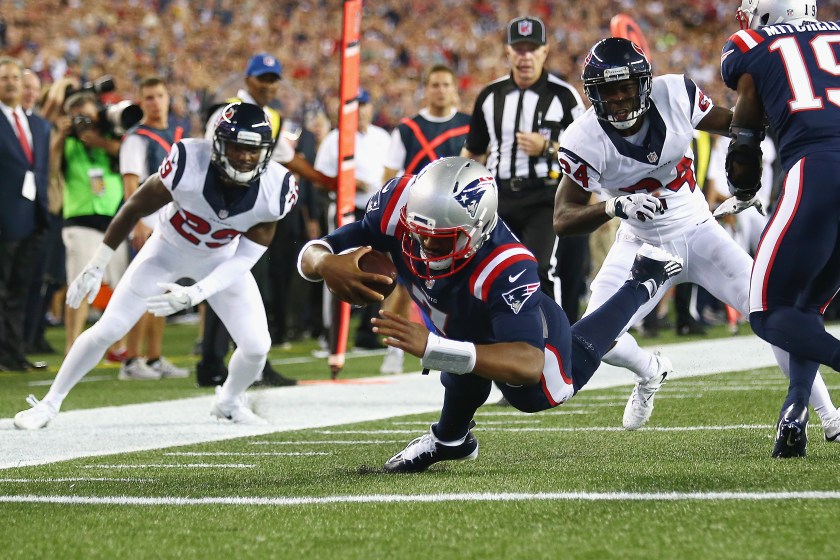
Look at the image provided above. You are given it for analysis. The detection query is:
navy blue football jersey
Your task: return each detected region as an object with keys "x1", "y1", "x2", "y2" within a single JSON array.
[
  {"x1": 721, "y1": 21, "x2": 840, "y2": 170},
  {"x1": 323, "y1": 175, "x2": 561, "y2": 350}
]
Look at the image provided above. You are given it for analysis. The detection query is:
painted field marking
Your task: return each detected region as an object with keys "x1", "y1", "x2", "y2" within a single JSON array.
[
  {"x1": 3, "y1": 490, "x2": 840, "y2": 506},
  {"x1": 81, "y1": 464, "x2": 256, "y2": 469},
  {"x1": 0, "y1": 478, "x2": 153, "y2": 483},
  {"x1": 27, "y1": 375, "x2": 114, "y2": 387},
  {"x1": 249, "y1": 440, "x2": 405, "y2": 446},
  {"x1": 163, "y1": 452, "x2": 330, "y2": 457},
  {"x1": 316, "y1": 425, "x2": 773, "y2": 435}
]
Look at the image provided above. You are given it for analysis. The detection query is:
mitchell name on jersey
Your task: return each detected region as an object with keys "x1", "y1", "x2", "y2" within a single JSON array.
[
  {"x1": 559, "y1": 74, "x2": 714, "y2": 243},
  {"x1": 157, "y1": 138, "x2": 297, "y2": 253},
  {"x1": 721, "y1": 21, "x2": 840, "y2": 170}
]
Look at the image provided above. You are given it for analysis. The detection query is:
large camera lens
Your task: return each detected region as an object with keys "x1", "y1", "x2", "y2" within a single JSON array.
[
  {"x1": 92, "y1": 76, "x2": 116, "y2": 95},
  {"x1": 71, "y1": 114, "x2": 95, "y2": 133}
]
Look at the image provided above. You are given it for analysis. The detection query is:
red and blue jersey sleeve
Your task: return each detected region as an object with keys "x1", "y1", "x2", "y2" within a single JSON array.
[
  {"x1": 323, "y1": 175, "x2": 413, "y2": 254},
  {"x1": 468, "y1": 241, "x2": 544, "y2": 349},
  {"x1": 721, "y1": 29, "x2": 766, "y2": 90}
]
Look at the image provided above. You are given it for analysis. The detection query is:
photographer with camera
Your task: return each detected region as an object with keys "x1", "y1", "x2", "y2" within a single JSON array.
[{"x1": 51, "y1": 90, "x2": 128, "y2": 353}]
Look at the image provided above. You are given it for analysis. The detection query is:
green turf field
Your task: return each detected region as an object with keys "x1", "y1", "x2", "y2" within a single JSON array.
[{"x1": 1, "y1": 322, "x2": 839, "y2": 559}]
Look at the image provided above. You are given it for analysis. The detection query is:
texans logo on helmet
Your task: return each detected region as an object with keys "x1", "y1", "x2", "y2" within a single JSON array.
[
  {"x1": 455, "y1": 176, "x2": 494, "y2": 219},
  {"x1": 502, "y1": 282, "x2": 540, "y2": 314}
]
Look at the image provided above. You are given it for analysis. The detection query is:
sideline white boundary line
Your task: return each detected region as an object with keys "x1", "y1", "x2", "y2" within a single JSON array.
[{"x1": 3, "y1": 491, "x2": 840, "y2": 506}]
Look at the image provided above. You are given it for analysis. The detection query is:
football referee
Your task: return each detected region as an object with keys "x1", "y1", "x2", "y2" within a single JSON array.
[{"x1": 462, "y1": 16, "x2": 585, "y2": 301}]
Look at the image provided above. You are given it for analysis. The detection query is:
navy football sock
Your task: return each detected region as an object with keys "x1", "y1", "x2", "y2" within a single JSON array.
[
  {"x1": 568, "y1": 282, "x2": 649, "y2": 391},
  {"x1": 751, "y1": 308, "x2": 840, "y2": 371},
  {"x1": 435, "y1": 372, "x2": 491, "y2": 441},
  {"x1": 782, "y1": 353, "x2": 820, "y2": 412}
]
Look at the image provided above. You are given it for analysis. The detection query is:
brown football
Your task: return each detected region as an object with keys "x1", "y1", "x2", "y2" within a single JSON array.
[{"x1": 358, "y1": 249, "x2": 398, "y2": 299}]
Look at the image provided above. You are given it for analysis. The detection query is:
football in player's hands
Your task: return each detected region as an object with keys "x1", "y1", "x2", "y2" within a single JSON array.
[{"x1": 358, "y1": 249, "x2": 398, "y2": 299}]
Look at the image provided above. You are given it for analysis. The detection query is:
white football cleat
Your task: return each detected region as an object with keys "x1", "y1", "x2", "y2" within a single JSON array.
[
  {"x1": 148, "y1": 356, "x2": 190, "y2": 379},
  {"x1": 380, "y1": 347, "x2": 404, "y2": 375},
  {"x1": 118, "y1": 358, "x2": 161, "y2": 380},
  {"x1": 822, "y1": 409, "x2": 840, "y2": 443},
  {"x1": 14, "y1": 395, "x2": 58, "y2": 430},
  {"x1": 210, "y1": 386, "x2": 267, "y2": 425},
  {"x1": 623, "y1": 353, "x2": 672, "y2": 430}
]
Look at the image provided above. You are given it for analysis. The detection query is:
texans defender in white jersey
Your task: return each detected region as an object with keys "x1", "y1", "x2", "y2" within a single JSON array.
[
  {"x1": 14, "y1": 102, "x2": 298, "y2": 429},
  {"x1": 553, "y1": 38, "x2": 840, "y2": 436}
]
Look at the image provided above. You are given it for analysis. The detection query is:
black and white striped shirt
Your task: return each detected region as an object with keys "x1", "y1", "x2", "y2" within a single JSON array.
[{"x1": 465, "y1": 71, "x2": 584, "y2": 181}]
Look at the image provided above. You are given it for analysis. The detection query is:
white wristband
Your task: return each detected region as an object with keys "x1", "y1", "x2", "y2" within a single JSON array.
[
  {"x1": 604, "y1": 197, "x2": 618, "y2": 218},
  {"x1": 297, "y1": 239, "x2": 335, "y2": 282},
  {"x1": 90, "y1": 243, "x2": 115, "y2": 269},
  {"x1": 421, "y1": 332, "x2": 477, "y2": 375}
]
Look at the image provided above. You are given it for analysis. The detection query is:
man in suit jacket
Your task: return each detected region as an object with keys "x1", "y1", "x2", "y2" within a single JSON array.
[{"x1": 0, "y1": 56, "x2": 50, "y2": 371}]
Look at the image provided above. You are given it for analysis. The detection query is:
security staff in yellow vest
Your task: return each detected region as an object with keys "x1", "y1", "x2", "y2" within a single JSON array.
[{"x1": 205, "y1": 53, "x2": 334, "y2": 191}]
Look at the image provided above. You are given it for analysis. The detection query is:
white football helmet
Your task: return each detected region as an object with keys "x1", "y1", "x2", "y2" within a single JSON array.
[
  {"x1": 736, "y1": 0, "x2": 817, "y2": 30},
  {"x1": 399, "y1": 157, "x2": 498, "y2": 279}
]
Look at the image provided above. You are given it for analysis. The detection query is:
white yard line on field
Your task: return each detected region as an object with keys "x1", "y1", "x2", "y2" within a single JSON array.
[
  {"x1": 3, "y1": 490, "x2": 840, "y2": 506},
  {"x1": 81, "y1": 464, "x2": 256, "y2": 469},
  {"x1": 2, "y1": 326, "x2": 839, "y2": 469},
  {"x1": 162, "y1": 451, "x2": 330, "y2": 456}
]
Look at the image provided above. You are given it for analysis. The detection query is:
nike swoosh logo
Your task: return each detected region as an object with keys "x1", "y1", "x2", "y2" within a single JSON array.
[{"x1": 508, "y1": 270, "x2": 525, "y2": 282}]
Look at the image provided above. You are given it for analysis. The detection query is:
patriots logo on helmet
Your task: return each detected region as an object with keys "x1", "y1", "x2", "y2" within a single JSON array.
[
  {"x1": 502, "y1": 282, "x2": 540, "y2": 314},
  {"x1": 455, "y1": 176, "x2": 494, "y2": 219}
]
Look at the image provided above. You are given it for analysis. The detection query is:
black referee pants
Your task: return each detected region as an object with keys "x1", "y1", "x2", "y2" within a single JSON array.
[{"x1": 497, "y1": 189, "x2": 558, "y2": 301}]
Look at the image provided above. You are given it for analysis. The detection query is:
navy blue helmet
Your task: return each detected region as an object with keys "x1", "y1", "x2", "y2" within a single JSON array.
[
  {"x1": 582, "y1": 38, "x2": 652, "y2": 130},
  {"x1": 211, "y1": 102, "x2": 275, "y2": 184}
]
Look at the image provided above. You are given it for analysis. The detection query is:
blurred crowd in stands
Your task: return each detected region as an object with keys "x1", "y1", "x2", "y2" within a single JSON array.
[{"x1": 5, "y1": 1, "x2": 837, "y2": 133}]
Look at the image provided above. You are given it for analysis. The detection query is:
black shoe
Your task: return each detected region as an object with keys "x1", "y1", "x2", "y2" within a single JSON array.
[
  {"x1": 14, "y1": 358, "x2": 48, "y2": 372},
  {"x1": 629, "y1": 244, "x2": 684, "y2": 299},
  {"x1": 196, "y1": 361, "x2": 227, "y2": 387},
  {"x1": 27, "y1": 338, "x2": 57, "y2": 355},
  {"x1": 641, "y1": 313, "x2": 660, "y2": 338},
  {"x1": 677, "y1": 319, "x2": 707, "y2": 336},
  {"x1": 384, "y1": 422, "x2": 479, "y2": 473},
  {"x1": 772, "y1": 403, "x2": 808, "y2": 458},
  {"x1": 354, "y1": 333, "x2": 385, "y2": 350},
  {"x1": 252, "y1": 363, "x2": 297, "y2": 387}
]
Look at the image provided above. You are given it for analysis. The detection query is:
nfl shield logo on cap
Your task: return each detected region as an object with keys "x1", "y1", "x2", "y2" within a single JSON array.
[{"x1": 507, "y1": 16, "x2": 546, "y2": 46}]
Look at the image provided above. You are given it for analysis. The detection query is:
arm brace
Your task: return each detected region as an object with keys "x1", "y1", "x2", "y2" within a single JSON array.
[
  {"x1": 193, "y1": 236, "x2": 267, "y2": 301},
  {"x1": 726, "y1": 126, "x2": 764, "y2": 198},
  {"x1": 422, "y1": 333, "x2": 477, "y2": 375}
]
